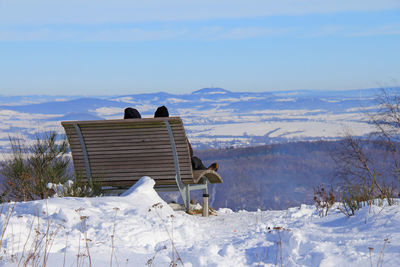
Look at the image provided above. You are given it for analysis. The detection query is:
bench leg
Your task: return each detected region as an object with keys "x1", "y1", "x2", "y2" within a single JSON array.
[
  {"x1": 177, "y1": 177, "x2": 209, "y2": 213},
  {"x1": 203, "y1": 181, "x2": 208, "y2": 195},
  {"x1": 185, "y1": 186, "x2": 190, "y2": 212},
  {"x1": 178, "y1": 185, "x2": 190, "y2": 212},
  {"x1": 202, "y1": 194, "x2": 209, "y2": 217},
  {"x1": 202, "y1": 180, "x2": 209, "y2": 216}
]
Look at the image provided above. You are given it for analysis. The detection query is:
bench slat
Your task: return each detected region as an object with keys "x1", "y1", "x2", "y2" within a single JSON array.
[
  {"x1": 67, "y1": 138, "x2": 184, "y2": 146},
  {"x1": 65, "y1": 132, "x2": 186, "y2": 140},
  {"x1": 66, "y1": 137, "x2": 187, "y2": 145},
  {"x1": 87, "y1": 175, "x2": 194, "y2": 182},
  {"x1": 98, "y1": 179, "x2": 195, "y2": 187},
  {"x1": 71, "y1": 124, "x2": 184, "y2": 131},
  {"x1": 62, "y1": 117, "x2": 182, "y2": 124},
  {"x1": 74, "y1": 166, "x2": 192, "y2": 174},
  {"x1": 71, "y1": 156, "x2": 191, "y2": 164},
  {"x1": 73, "y1": 159, "x2": 191, "y2": 168},
  {"x1": 70, "y1": 149, "x2": 189, "y2": 157},
  {"x1": 70, "y1": 157, "x2": 190, "y2": 166},
  {"x1": 68, "y1": 143, "x2": 188, "y2": 151},
  {"x1": 81, "y1": 176, "x2": 193, "y2": 181}
]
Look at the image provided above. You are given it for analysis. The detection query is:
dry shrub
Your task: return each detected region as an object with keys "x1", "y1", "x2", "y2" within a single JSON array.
[{"x1": 313, "y1": 185, "x2": 335, "y2": 217}]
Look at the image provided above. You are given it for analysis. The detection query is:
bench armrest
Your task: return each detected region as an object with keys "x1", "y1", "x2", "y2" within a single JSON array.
[{"x1": 192, "y1": 170, "x2": 223, "y2": 184}]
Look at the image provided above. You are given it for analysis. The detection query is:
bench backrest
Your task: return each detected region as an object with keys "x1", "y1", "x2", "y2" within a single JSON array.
[{"x1": 61, "y1": 117, "x2": 193, "y2": 187}]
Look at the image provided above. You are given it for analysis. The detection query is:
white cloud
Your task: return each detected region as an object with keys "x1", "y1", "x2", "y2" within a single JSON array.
[
  {"x1": 82, "y1": 28, "x2": 189, "y2": 42},
  {"x1": 4, "y1": 24, "x2": 399, "y2": 43},
  {"x1": 350, "y1": 23, "x2": 400, "y2": 37},
  {"x1": 0, "y1": 26, "x2": 291, "y2": 42},
  {"x1": 1, "y1": 1, "x2": 399, "y2": 25},
  {"x1": 307, "y1": 23, "x2": 400, "y2": 38},
  {"x1": 1, "y1": 0, "x2": 399, "y2": 42},
  {"x1": 218, "y1": 26, "x2": 290, "y2": 40}
]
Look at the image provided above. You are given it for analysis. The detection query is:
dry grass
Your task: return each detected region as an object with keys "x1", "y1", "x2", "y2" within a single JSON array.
[
  {"x1": 149, "y1": 202, "x2": 184, "y2": 267},
  {"x1": 267, "y1": 226, "x2": 291, "y2": 267},
  {"x1": 110, "y1": 207, "x2": 120, "y2": 267},
  {"x1": 75, "y1": 207, "x2": 92, "y2": 267}
]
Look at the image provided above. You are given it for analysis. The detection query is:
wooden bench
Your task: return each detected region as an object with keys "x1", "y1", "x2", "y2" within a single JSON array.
[{"x1": 61, "y1": 117, "x2": 223, "y2": 211}]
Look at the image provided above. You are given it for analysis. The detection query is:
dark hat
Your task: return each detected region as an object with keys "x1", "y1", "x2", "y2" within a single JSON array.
[
  {"x1": 154, "y1": 106, "x2": 169, "y2": 118},
  {"x1": 124, "y1": 107, "x2": 141, "y2": 119}
]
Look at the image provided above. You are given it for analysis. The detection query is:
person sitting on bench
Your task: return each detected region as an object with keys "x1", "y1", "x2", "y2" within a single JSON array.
[{"x1": 153, "y1": 105, "x2": 219, "y2": 172}]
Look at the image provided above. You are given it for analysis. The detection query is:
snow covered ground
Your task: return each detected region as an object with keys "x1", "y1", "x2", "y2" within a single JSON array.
[
  {"x1": 0, "y1": 88, "x2": 380, "y2": 152},
  {"x1": 0, "y1": 177, "x2": 399, "y2": 266}
]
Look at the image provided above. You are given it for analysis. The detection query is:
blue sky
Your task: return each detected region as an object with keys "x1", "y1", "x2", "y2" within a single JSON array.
[{"x1": 0, "y1": 1, "x2": 399, "y2": 95}]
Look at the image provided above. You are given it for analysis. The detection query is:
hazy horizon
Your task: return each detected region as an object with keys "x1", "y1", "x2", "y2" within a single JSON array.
[{"x1": 0, "y1": 86, "x2": 387, "y2": 97}]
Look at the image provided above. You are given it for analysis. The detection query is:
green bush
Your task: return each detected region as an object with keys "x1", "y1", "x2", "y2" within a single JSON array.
[
  {"x1": 49, "y1": 174, "x2": 102, "y2": 198},
  {"x1": 0, "y1": 131, "x2": 101, "y2": 201}
]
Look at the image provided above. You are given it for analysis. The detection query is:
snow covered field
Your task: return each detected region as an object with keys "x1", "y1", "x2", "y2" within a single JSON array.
[
  {"x1": 0, "y1": 177, "x2": 399, "y2": 267},
  {"x1": 0, "y1": 88, "x2": 379, "y2": 152}
]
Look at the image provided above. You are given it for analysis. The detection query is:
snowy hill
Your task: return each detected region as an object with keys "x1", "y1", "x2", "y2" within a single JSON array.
[
  {"x1": 0, "y1": 88, "x2": 380, "y2": 152},
  {"x1": 0, "y1": 176, "x2": 398, "y2": 266}
]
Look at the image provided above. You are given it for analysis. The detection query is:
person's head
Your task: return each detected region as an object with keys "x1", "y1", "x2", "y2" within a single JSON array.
[
  {"x1": 154, "y1": 106, "x2": 169, "y2": 117},
  {"x1": 124, "y1": 107, "x2": 141, "y2": 119}
]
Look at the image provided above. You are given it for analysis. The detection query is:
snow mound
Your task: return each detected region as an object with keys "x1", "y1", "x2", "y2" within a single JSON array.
[
  {"x1": 120, "y1": 176, "x2": 174, "y2": 216},
  {"x1": 120, "y1": 176, "x2": 155, "y2": 196}
]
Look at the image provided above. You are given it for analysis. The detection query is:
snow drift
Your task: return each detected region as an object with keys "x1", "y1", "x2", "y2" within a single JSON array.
[{"x1": 0, "y1": 176, "x2": 399, "y2": 266}]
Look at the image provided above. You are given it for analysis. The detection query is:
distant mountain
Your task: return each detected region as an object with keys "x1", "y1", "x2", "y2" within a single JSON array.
[
  {"x1": 0, "y1": 88, "x2": 382, "y2": 153},
  {"x1": 0, "y1": 95, "x2": 79, "y2": 106},
  {"x1": 0, "y1": 98, "x2": 123, "y2": 114},
  {"x1": 192, "y1": 87, "x2": 231, "y2": 94}
]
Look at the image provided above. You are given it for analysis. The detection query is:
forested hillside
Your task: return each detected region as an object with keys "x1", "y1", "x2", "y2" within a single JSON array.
[
  {"x1": 195, "y1": 140, "x2": 395, "y2": 210},
  {"x1": 193, "y1": 141, "x2": 336, "y2": 210}
]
